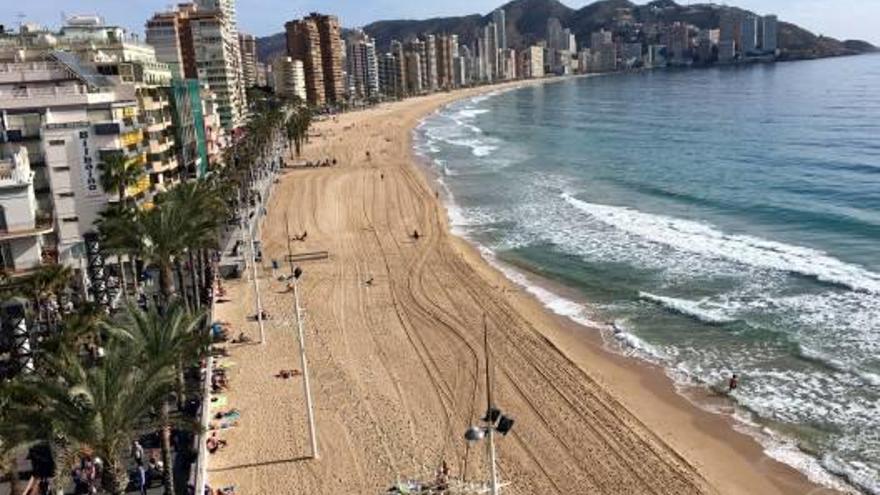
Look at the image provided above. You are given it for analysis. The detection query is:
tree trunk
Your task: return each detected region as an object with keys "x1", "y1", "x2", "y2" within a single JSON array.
[
  {"x1": 188, "y1": 252, "x2": 200, "y2": 311},
  {"x1": 159, "y1": 262, "x2": 175, "y2": 308},
  {"x1": 160, "y1": 400, "x2": 175, "y2": 495},
  {"x1": 118, "y1": 258, "x2": 128, "y2": 301},
  {"x1": 176, "y1": 359, "x2": 186, "y2": 410},
  {"x1": 198, "y1": 250, "x2": 208, "y2": 306},
  {"x1": 175, "y1": 261, "x2": 191, "y2": 313},
  {"x1": 7, "y1": 461, "x2": 20, "y2": 495},
  {"x1": 101, "y1": 454, "x2": 129, "y2": 495},
  {"x1": 131, "y1": 255, "x2": 141, "y2": 294}
]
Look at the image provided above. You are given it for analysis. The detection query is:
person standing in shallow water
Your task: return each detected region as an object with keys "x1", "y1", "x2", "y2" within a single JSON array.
[{"x1": 728, "y1": 374, "x2": 738, "y2": 393}]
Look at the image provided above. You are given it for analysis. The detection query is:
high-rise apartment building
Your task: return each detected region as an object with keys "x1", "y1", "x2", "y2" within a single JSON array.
[
  {"x1": 272, "y1": 57, "x2": 306, "y2": 102},
  {"x1": 190, "y1": 0, "x2": 247, "y2": 129},
  {"x1": 481, "y1": 24, "x2": 498, "y2": 82},
  {"x1": 741, "y1": 15, "x2": 758, "y2": 55},
  {"x1": 346, "y1": 30, "x2": 379, "y2": 99},
  {"x1": 493, "y1": 9, "x2": 507, "y2": 51},
  {"x1": 425, "y1": 35, "x2": 438, "y2": 91},
  {"x1": 285, "y1": 13, "x2": 344, "y2": 106},
  {"x1": 390, "y1": 40, "x2": 407, "y2": 95},
  {"x1": 435, "y1": 34, "x2": 456, "y2": 89},
  {"x1": 762, "y1": 15, "x2": 778, "y2": 55},
  {"x1": 521, "y1": 46, "x2": 544, "y2": 79},
  {"x1": 239, "y1": 33, "x2": 258, "y2": 87},
  {"x1": 145, "y1": 11, "x2": 188, "y2": 79},
  {"x1": 146, "y1": 1, "x2": 247, "y2": 129},
  {"x1": 378, "y1": 53, "x2": 400, "y2": 98},
  {"x1": 285, "y1": 16, "x2": 324, "y2": 106},
  {"x1": 404, "y1": 50, "x2": 423, "y2": 95}
]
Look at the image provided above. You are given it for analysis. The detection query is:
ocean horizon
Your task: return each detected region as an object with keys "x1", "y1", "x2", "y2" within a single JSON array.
[{"x1": 416, "y1": 54, "x2": 880, "y2": 494}]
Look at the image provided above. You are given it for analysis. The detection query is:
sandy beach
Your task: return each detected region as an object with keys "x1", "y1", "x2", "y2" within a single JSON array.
[{"x1": 206, "y1": 82, "x2": 839, "y2": 494}]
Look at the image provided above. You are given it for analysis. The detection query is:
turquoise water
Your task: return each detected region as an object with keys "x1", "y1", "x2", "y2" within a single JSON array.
[{"x1": 416, "y1": 55, "x2": 880, "y2": 493}]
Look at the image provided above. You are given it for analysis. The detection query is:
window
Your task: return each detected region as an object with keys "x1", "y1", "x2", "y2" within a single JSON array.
[
  {"x1": 0, "y1": 242, "x2": 13, "y2": 271},
  {"x1": 49, "y1": 139, "x2": 66, "y2": 146},
  {"x1": 62, "y1": 217, "x2": 79, "y2": 223},
  {"x1": 58, "y1": 192, "x2": 75, "y2": 198},
  {"x1": 53, "y1": 167, "x2": 71, "y2": 172}
]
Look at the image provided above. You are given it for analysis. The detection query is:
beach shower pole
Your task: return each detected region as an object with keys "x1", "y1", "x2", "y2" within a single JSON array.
[
  {"x1": 248, "y1": 228, "x2": 266, "y2": 345},
  {"x1": 293, "y1": 273, "x2": 319, "y2": 459},
  {"x1": 484, "y1": 318, "x2": 499, "y2": 495}
]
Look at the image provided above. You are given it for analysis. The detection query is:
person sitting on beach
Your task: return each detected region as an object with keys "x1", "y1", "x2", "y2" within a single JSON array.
[
  {"x1": 211, "y1": 374, "x2": 229, "y2": 393},
  {"x1": 206, "y1": 432, "x2": 227, "y2": 454},
  {"x1": 215, "y1": 409, "x2": 241, "y2": 420},
  {"x1": 412, "y1": 229, "x2": 421, "y2": 240},
  {"x1": 435, "y1": 460, "x2": 450, "y2": 492},
  {"x1": 231, "y1": 332, "x2": 252, "y2": 344},
  {"x1": 365, "y1": 276, "x2": 374, "y2": 287},
  {"x1": 276, "y1": 369, "x2": 302, "y2": 379}
]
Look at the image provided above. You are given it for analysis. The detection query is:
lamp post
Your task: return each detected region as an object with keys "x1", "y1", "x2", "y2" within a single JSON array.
[
  {"x1": 239, "y1": 188, "x2": 265, "y2": 344},
  {"x1": 291, "y1": 266, "x2": 319, "y2": 459},
  {"x1": 464, "y1": 318, "x2": 514, "y2": 495}
]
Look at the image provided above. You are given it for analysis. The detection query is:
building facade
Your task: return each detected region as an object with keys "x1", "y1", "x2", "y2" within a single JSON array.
[
  {"x1": 285, "y1": 13, "x2": 344, "y2": 106},
  {"x1": 272, "y1": 57, "x2": 307, "y2": 102},
  {"x1": 239, "y1": 32, "x2": 258, "y2": 87}
]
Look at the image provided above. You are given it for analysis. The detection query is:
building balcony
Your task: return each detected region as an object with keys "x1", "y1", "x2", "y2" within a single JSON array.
[
  {"x1": 148, "y1": 139, "x2": 173, "y2": 155},
  {"x1": 0, "y1": 149, "x2": 34, "y2": 189},
  {"x1": 0, "y1": 61, "x2": 69, "y2": 84},
  {"x1": 0, "y1": 216, "x2": 54, "y2": 241},
  {"x1": 0, "y1": 85, "x2": 118, "y2": 110},
  {"x1": 4, "y1": 125, "x2": 41, "y2": 142},
  {"x1": 94, "y1": 117, "x2": 145, "y2": 136}
]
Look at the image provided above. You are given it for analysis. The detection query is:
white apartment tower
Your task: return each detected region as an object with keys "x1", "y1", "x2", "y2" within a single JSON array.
[
  {"x1": 346, "y1": 30, "x2": 380, "y2": 99},
  {"x1": 272, "y1": 57, "x2": 306, "y2": 102},
  {"x1": 191, "y1": 0, "x2": 247, "y2": 128},
  {"x1": 493, "y1": 9, "x2": 507, "y2": 51}
]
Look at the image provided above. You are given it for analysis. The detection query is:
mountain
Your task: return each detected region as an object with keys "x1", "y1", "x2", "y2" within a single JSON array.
[{"x1": 256, "y1": 0, "x2": 877, "y2": 62}]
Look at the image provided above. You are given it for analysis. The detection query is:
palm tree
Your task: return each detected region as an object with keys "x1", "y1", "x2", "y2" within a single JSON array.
[
  {"x1": 20, "y1": 264, "x2": 73, "y2": 330},
  {"x1": 99, "y1": 152, "x2": 143, "y2": 205},
  {"x1": 145, "y1": 182, "x2": 225, "y2": 307},
  {"x1": 3, "y1": 339, "x2": 176, "y2": 495},
  {"x1": 0, "y1": 391, "x2": 44, "y2": 495},
  {"x1": 104, "y1": 301, "x2": 207, "y2": 495},
  {"x1": 97, "y1": 204, "x2": 140, "y2": 301}
]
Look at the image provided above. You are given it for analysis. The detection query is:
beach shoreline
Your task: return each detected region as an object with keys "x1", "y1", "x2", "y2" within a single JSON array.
[
  {"x1": 412, "y1": 81, "x2": 849, "y2": 495},
  {"x1": 206, "y1": 78, "x2": 842, "y2": 494}
]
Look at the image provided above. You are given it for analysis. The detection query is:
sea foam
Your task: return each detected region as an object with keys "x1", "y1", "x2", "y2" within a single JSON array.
[{"x1": 562, "y1": 193, "x2": 880, "y2": 294}]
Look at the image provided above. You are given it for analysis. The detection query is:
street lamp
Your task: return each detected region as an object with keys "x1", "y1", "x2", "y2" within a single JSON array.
[
  {"x1": 464, "y1": 318, "x2": 515, "y2": 495},
  {"x1": 290, "y1": 266, "x2": 318, "y2": 459}
]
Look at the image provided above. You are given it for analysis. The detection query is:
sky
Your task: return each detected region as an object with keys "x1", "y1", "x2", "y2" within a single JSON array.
[{"x1": 2, "y1": 0, "x2": 878, "y2": 45}]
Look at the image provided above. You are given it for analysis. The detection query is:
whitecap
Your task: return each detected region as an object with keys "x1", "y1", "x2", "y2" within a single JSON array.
[
  {"x1": 561, "y1": 193, "x2": 880, "y2": 294},
  {"x1": 639, "y1": 291, "x2": 737, "y2": 324}
]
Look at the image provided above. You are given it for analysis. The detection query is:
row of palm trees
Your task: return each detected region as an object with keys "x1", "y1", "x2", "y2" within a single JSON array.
[
  {"x1": 1, "y1": 300, "x2": 206, "y2": 495},
  {"x1": 0, "y1": 94, "x2": 313, "y2": 494}
]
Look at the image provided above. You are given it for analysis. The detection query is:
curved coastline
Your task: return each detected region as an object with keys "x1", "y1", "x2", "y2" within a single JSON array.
[
  {"x1": 205, "y1": 76, "x2": 849, "y2": 495},
  {"x1": 413, "y1": 80, "x2": 858, "y2": 494}
]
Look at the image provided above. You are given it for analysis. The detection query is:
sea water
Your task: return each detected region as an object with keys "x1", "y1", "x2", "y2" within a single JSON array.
[{"x1": 415, "y1": 55, "x2": 880, "y2": 493}]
